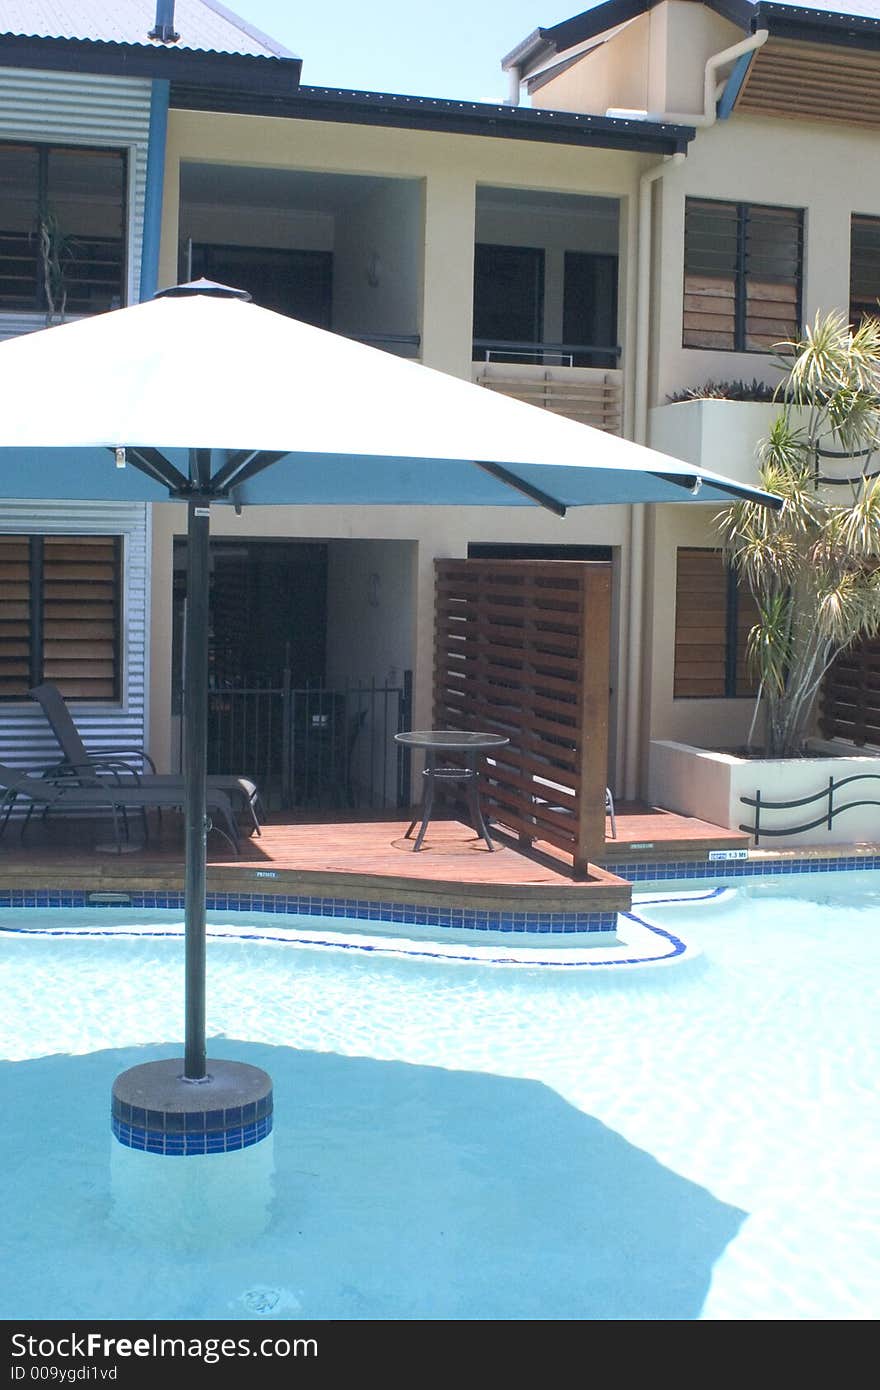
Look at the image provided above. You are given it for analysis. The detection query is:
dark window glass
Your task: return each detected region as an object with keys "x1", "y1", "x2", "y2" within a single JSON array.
[
  {"x1": 473, "y1": 243, "x2": 545, "y2": 361},
  {"x1": 186, "y1": 244, "x2": 333, "y2": 326},
  {"x1": 562, "y1": 251, "x2": 619, "y2": 367},
  {"x1": 0, "y1": 536, "x2": 122, "y2": 701},
  {"x1": 683, "y1": 198, "x2": 802, "y2": 352},
  {"x1": 0, "y1": 141, "x2": 126, "y2": 316},
  {"x1": 850, "y1": 214, "x2": 880, "y2": 326}
]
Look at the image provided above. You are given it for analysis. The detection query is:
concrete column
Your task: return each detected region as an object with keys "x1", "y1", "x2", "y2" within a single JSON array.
[
  {"x1": 420, "y1": 172, "x2": 476, "y2": 379},
  {"x1": 802, "y1": 202, "x2": 852, "y2": 325}
]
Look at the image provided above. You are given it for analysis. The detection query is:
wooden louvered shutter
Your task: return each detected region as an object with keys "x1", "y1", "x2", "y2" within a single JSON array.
[
  {"x1": 674, "y1": 548, "x2": 760, "y2": 698},
  {"x1": 674, "y1": 548, "x2": 728, "y2": 696},
  {"x1": 683, "y1": 199, "x2": 737, "y2": 350},
  {"x1": 734, "y1": 583, "x2": 760, "y2": 698},
  {"x1": 744, "y1": 204, "x2": 802, "y2": 351},
  {"x1": 42, "y1": 536, "x2": 121, "y2": 699},
  {"x1": 850, "y1": 215, "x2": 880, "y2": 326},
  {"x1": 0, "y1": 536, "x2": 32, "y2": 698},
  {"x1": 683, "y1": 201, "x2": 739, "y2": 353},
  {"x1": 684, "y1": 198, "x2": 802, "y2": 352}
]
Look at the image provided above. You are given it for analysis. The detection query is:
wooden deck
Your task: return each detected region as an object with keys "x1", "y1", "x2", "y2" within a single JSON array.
[{"x1": 0, "y1": 802, "x2": 751, "y2": 915}]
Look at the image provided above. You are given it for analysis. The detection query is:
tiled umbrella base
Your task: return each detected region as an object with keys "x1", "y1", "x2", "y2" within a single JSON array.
[{"x1": 112, "y1": 1058, "x2": 273, "y2": 1155}]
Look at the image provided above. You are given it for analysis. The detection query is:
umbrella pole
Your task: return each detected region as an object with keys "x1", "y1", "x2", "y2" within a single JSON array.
[
  {"x1": 183, "y1": 495, "x2": 210, "y2": 1080},
  {"x1": 111, "y1": 488, "x2": 272, "y2": 1162}
]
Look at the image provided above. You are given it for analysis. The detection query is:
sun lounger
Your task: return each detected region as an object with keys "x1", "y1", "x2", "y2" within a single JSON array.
[
  {"x1": 0, "y1": 759, "x2": 240, "y2": 855},
  {"x1": 28, "y1": 682, "x2": 262, "y2": 835}
]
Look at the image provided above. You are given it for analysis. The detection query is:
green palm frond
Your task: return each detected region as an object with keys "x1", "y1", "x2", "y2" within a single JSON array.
[{"x1": 716, "y1": 308, "x2": 880, "y2": 755}]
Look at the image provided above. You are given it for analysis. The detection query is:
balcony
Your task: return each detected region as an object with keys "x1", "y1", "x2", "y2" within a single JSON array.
[{"x1": 472, "y1": 345, "x2": 623, "y2": 434}]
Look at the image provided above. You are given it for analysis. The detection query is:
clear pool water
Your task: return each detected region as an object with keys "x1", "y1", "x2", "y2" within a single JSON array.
[{"x1": 1, "y1": 869, "x2": 878, "y2": 1321}]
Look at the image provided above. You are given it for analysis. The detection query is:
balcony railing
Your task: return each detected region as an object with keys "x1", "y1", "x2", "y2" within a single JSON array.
[
  {"x1": 349, "y1": 331, "x2": 421, "y2": 358},
  {"x1": 472, "y1": 340, "x2": 622, "y2": 433}
]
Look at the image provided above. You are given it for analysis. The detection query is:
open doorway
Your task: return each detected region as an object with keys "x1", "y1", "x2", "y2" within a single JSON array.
[
  {"x1": 171, "y1": 536, "x2": 414, "y2": 809},
  {"x1": 172, "y1": 538, "x2": 327, "y2": 690}
]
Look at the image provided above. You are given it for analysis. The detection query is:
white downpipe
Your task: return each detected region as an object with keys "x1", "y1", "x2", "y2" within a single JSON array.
[
  {"x1": 504, "y1": 65, "x2": 522, "y2": 106},
  {"x1": 619, "y1": 31, "x2": 768, "y2": 797},
  {"x1": 622, "y1": 151, "x2": 685, "y2": 800}
]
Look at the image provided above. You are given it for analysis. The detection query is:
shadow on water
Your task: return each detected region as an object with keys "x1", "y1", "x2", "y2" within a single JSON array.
[{"x1": 1, "y1": 1040, "x2": 746, "y2": 1321}]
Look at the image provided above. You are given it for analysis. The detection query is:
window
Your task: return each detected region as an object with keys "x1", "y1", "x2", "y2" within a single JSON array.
[
  {"x1": 683, "y1": 198, "x2": 803, "y2": 352},
  {"x1": 562, "y1": 251, "x2": 619, "y2": 366},
  {"x1": 473, "y1": 243, "x2": 545, "y2": 360},
  {"x1": 674, "y1": 548, "x2": 759, "y2": 698},
  {"x1": 850, "y1": 215, "x2": 880, "y2": 326},
  {"x1": 0, "y1": 536, "x2": 122, "y2": 701},
  {"x1": 185, "y1": 244, "x2": 333, "y2": 326},
  {"x1": 0, "y1": 141, "x2": 127, "y2": 317}
]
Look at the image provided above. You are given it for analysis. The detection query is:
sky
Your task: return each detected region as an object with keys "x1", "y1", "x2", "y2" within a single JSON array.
[{"x1": 233, "y1": 1, "x2": 582, "y2": 103}]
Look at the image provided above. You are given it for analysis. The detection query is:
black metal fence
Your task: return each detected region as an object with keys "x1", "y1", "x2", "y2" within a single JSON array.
[
  {"x1": 177, "y1": 671, "x2": 413, "y2": 811},
  {"x1": 739, "y1": 771, "x2": 880, "y2": 843}
]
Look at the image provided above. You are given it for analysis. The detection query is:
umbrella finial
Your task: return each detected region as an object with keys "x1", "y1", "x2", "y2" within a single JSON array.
[{"x1": 154, "y1": 279, "x2": 252, "y2": 302}]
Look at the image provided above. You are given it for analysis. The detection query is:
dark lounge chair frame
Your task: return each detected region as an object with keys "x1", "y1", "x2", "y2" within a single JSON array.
[
  {"x1": 0, "y1": 759, "x2": 240, "y2": 855},
  {"x1": 28, "y1": 682, "x2": 262, "y2": 836}
]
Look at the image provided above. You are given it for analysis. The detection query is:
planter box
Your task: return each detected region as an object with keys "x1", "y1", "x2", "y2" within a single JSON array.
[
  {"x1": 648, "y1": 399, "x2": 778, "y2": 489},
  {"x1": 649, "y1": 399, "x2": 859, "y2": 494},
  {"x1": 649, "y1": 739, "x2": 880, "y2": 846}
]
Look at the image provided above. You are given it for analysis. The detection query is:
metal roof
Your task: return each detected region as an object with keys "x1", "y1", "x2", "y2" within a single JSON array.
[{"x1": 0, "y1": 0, "x2": 296, "y2": 59}]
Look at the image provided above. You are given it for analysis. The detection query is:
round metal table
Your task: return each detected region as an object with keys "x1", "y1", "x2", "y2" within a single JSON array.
[{"x1": 394, "y1": 729, "x2": 510, "y2": 852}]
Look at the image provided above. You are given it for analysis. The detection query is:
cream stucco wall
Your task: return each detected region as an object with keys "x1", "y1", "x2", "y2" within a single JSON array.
[
  {"x1": 650, "y1": 114, "x2": 880, "y2": 405},
  {"x1": 641, "y1": 502, "x2": 759, "y2": 760},
  {"x1": 529, "y1": 17, "x2": 652, "y2": 116},
  {"x1": 148, "y1": 501, "x2": 631, "y2": 779},
  {"x1": 529, "y1": 3, "x2": 742, "y2": 118},
  {"x1": 160, "y1": 110, "x2": 645, "y2": 383},
  {"x1": 151, "y1": 70, "x2": 880, "y2": 794},
  {"x1": 149, "y1": 110, "x2": 648, "y2": 786}
]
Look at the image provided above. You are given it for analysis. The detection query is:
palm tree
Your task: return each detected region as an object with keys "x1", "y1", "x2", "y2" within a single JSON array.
[{"x1": 716, "y1": 311, "x2": 880, "y2": 756}]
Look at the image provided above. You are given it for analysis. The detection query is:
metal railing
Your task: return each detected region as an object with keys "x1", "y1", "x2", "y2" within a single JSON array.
[
  {"x1": 349, "y1": 331, "x2": 421, "y2": 358},
  {"x1": 739, "y1": 772, "x2": 880, "y2": 843},
  {"x1": 177, "y1": 670, "x2": 413, "y2": 811},
  {"x1": 473, "y1": 338, "x2": 621, "y2": 367}
]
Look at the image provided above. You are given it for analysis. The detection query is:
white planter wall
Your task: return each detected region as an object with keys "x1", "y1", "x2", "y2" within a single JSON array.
[
  {"x1": 649, "y1": 739, "x2": 880, "y2": 846},
  {"x1": 648, "y1": 399, "x2": 778, "y2": 487}
]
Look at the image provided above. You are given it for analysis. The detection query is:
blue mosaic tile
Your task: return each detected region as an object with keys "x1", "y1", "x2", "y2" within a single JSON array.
[
  {"x1": 111, "y1": 1110, "x2": 273, "y2": 1156},
  {"x1": 4, "y1": 854, "x2": 880, "y2": 937}
]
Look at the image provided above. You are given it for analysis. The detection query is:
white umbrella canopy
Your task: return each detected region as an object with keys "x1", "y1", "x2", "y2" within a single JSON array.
[
  {"x1": 0, "y1": 280, "x2": 778, "y2": 511},
  {"x1": 0, "y1": 281, "x2": 780, "y2": 1085}
]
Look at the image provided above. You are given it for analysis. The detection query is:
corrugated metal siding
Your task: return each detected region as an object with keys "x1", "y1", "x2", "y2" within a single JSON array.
[
  {"x1": 0, "y1": 67, "x2": 151, "y2": 336},
  {"x1": 0, "y1": 500, "x2": 150, "y2": 773}
]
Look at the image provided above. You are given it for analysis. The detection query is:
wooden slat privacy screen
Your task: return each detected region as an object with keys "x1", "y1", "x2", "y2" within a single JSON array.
[
  {"x1": 433, "y1": 559, "x2": 612, "y2": 873},
  {"x1": 0, "y1": 534, "x2": 121, "y2": 700},
  {"x1": 819, "y1": 636, "x2": 880, "y2": 747}
]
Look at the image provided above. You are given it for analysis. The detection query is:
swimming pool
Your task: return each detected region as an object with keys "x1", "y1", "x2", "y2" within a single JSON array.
[{"x1": 1, "y1": 869, "x2": 878, "y2": 1321}]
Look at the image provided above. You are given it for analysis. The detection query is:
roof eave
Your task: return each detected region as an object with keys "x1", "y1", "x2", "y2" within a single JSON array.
[
  {"x1": 168, "y1": 81, "x2": 695, "y2": 154},
  {"x1": 501, "y1": 27, "x2": 555, "y2": 73},
  {"x1": 752, "y1": 3, "x2": 880, "y2": 52},
  {"x1": 0, "y1": 32, "x2": 303, "y2": 91}
]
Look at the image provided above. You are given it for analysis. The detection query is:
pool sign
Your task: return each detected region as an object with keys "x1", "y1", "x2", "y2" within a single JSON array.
[{"x1": 708, "y1": 849, "x2": 750, "y2": 861}]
